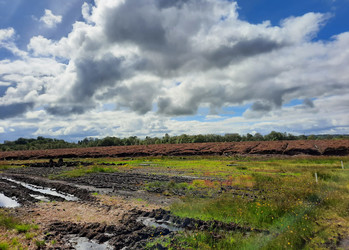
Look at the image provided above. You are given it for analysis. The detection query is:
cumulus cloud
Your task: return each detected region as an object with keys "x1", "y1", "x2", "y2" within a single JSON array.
[
  {"x1": 0, "y1": 28, "x2": 15, "y2": 41},
  {"x1": 40, "y1": 9, "x2": 62, "y2": 28},
  {"x1": 0, "y1": 102, "x2": 34, "y2": 119},
  {"x1": 0, "y1": 28, "x2": 27, "y2": 57},
  {"x1": 0, "y1": 0, "x2": 349, "y2": 139}
]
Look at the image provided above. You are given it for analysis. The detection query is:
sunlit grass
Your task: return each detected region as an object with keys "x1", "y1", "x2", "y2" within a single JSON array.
[{"x1": 164, "y1": 157, "x2": 349, "y2": 249}]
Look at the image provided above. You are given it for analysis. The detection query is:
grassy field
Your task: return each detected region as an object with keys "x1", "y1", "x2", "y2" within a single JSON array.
[
  {"x1": 1, "y1": 155, "x2": 348, "y2": 249},
  {"x1": 129, "y1": 156, "x2": 349, "y2": 249},
  {"x1": 49, "y1": 155, "x2": 349, "y2": 249}
]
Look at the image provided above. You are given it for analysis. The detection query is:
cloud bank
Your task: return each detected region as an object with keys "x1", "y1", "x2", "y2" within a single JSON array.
[{"x1": 0, "y1": 0, "x2": 349, "y2": 140}]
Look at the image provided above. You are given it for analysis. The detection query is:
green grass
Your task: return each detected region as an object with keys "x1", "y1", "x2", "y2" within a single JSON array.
[
  {"x1": 0, "y1": 210, "x2": 40, "y2": 249},
  {"x1": 35, "y1": 240, "x2": 46, "y2": 248},
  {"x1": 163, "y1": 157, "x2": 349, "y2": 249},
  {"x1": 0, "y1": 242, "x2": 9, "y2": 250},
  {"x1": 14, "y1": 224, "x2": 31, "y2": 233},
  {"x1": 0, "y1": 164, "x2": 25, "y2": 172},
  {"x1": 0, "y1": 210, "x2": 38, "y2": 233}
]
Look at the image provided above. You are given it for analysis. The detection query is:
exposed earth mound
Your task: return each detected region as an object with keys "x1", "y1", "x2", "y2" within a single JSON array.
[{"x1": 1, "y1": 140, "x2": 349, "y2": 160}]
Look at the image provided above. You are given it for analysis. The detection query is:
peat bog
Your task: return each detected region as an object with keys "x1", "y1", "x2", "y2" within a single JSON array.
[{"x1": 0, "y1": 140, "x2": 349, "y2": 249}]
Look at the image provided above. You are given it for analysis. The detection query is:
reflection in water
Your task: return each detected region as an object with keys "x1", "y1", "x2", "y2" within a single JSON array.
[
  {"x1": 69, "y1": 236, "x2": 113, "y2": 250},
  {"x1": 29, "y1": 194, "x2": 50, "y2": 202},
  {"x1": 137, "y1": 217, "x2": 181, "y2": 232},
  {"x1": 0, "y1": 193, "x2": 20, "y2": 208},
  {"x1": 3, "y1": 178, "x2": 78, "y2": 201}
]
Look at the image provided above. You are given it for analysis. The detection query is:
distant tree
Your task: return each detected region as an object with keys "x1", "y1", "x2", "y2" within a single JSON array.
[
  {"x1": 98, "y1": 137, "x2": 116, "y2": 146},
  {"x1": 224, "y1": 133, "x2": 241, "y2": 142},
  {"x1": 192, "y1": 134, "x2": 206, "y2": 143},
  {"x1": 265, "y1": 131, "x2": 285, "y2": 141},
  {"x1": 162, "y1": 133, "x2": 171, "y2": 144},
  {"x1": 307, "y1": 134, "x2": 317, "y2": 140},
  {"x1": 253, "y1": 133, "x2": 264, "y2": 141}
]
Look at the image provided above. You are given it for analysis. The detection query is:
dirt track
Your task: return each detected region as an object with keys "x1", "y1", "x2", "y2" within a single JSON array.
[{"x1": 1, "y1": 139, "x2": 349, "y2": 160}]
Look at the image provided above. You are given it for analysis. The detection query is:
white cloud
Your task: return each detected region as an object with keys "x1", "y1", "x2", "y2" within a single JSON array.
[
  {"x1": 39, "y1": 9, "x2": 62, "y2": 28},
  {"x1": 0, "y1": 127, "x2": 4, "y2": 133},
  {"x1": 1, "y1": 0, "x2": 349, "y2": 140},
  {"x1": 0, "y1": 28, "x2": 27, "y2": 57},
  {"x1": 81, "y1": 2, "x2": 93, "y2": 23},
  {"x1": 0, "y1": 28, "x2": 15, "y2": 41}
]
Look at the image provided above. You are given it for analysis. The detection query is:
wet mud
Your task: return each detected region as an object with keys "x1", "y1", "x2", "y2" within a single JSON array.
[
  {"x1": 45, "y1": 208, "x2": 268, "y2": 249},
  {"x1": 0, "y1": 173, "x2": 94, "y2": 206},
  {"x1": 66, "y1": 172, "x2": 194, "y2": 190}
]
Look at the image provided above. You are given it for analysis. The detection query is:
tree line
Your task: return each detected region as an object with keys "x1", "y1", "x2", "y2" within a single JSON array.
[{"x1": 1, "y1": 132, "x2": 348, "y2": 151}]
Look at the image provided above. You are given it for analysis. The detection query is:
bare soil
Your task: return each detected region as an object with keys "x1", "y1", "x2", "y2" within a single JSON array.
[{"x1": 1, "y1": 140, "x2": 348, "y2": 160}]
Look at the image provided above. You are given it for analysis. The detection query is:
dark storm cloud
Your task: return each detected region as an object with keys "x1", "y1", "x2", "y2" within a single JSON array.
[
  {"x1": 45, "y1": 105, "x2": 87, "y2": 116},
  {"x1": 104, "y1": 0, "x2": 167, "y2": 51},
  {"x1": 72, "y1": 54, "x2": 125, "y2": 102},
  {"x1": 157, "y1": 82, "x2": 301, "y2": 116},
  {"x1": 155, "y1": 0, "x2": 190, "y2": 9},
  {"x1": 303, "y1": 98, "x2": 315, "y2": 108},
  {"x1": 0, "y1": 102, "x2": 34, "y2": 119},
  {"x1": 251, "y1": 101, "x2": 273, "y2": 112},
  {"x1": 158, "y1": 97, "x2": 198, "y2": 116},
  {"x1": 46, "y1": 54, "x2": 127, "y2": 116},
  {"x1": 206, "y1": 38, "x2": 285, "y2": 68},
  {"x1": 96, "y1": 83, "x2": 159, "y2": 115},
  {"x1": 157, "y1": 85, "x2": 231, "y2": 115}
]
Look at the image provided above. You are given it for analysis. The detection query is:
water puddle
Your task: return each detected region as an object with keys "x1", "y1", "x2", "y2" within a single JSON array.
[
  {"x1": 3, "y1": 178, "x2": 78, "y2": 201},
  {"x1": 69, "y1": 236, "x2": 113, "y2": 250},
  {"x1": 29, "y1": 194, "x2": 50, "y2": 202},
  {"x1": 0, "y1": 193, "x2": 20, "y2": 208},
  {"x1": 137, "y1": 217, "x2": 182, "y2": 232}
]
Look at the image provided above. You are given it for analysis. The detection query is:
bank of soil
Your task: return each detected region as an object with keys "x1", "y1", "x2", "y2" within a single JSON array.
[{"x1": 1, "y1": 139, "x2": 349, "y2": 160}]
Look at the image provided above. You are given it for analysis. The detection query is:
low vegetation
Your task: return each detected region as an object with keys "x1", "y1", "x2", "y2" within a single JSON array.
[
  {"x1": 0, "y1": 155, "x2": 348, "y2": 249},
  {"x1": 163, "y1": 158, "x2": 349, "y2": 249},
  {"x1": 0, "y1": 210, "x2": 40, "y2": 249}
]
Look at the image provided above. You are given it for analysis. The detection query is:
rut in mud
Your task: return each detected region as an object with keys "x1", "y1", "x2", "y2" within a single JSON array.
[
  {"x1": 0, "y1": 173, "x2": 94, "y2": 207},
  {"x1": 45, "y1": 208, "x2": 268, "y2": 249}
]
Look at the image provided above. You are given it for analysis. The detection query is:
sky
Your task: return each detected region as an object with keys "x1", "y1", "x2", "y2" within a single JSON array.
[{"x1": 0, "y1": 0, "x2": 349, "y2": 142}]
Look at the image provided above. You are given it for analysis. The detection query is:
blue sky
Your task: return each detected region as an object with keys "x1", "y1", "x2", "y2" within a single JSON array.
[
  {"x1": 0, "y1": 0, "x2": 349, "y2": 142},
  {"x1": 236, "y1": 0, "x2": 349, "y2": 40}
]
